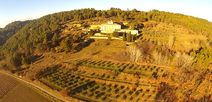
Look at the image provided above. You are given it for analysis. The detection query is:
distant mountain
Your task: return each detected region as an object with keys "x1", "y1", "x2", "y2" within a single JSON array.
[{"x1": 0, "y1": 21, "x2": 30, "y2": 46}]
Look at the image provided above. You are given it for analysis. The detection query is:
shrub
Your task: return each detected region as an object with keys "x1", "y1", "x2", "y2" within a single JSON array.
[
  {"x1": 115, "y1": 89, "x2": 120, "y2": 93},
  {"x1": 112, "y1": 32, "x2": 120, "y2": 37},
  {"x1": 130, "y1": 97, "x2": 133, "y2": 100},
  {"x1": 116, "y1": 94, "x2": 120, "y2": 98},
  {"x1": 129, "y1": 90, "x2": 133, "y2": 94},
  {"x1": 135, "y1": 91, "x2": 140, "y2": 96},
  {"x1": 122, "y1": 95, "x2": 127, "y2": 99},
  {"x1": 101, "y1": 96, "x2": 107, "y2": 101}
]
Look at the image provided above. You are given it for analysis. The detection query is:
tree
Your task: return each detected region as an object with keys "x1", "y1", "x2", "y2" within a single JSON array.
[
  {"x1": 102, "y1": 11, "x2": 109, "y2": 18},
  {"x1": 10, "y1": 52, "x2": 22, "y2": 67},
  {"x1": 122, "y1": 33, "x2": 126, "y2": 41},
  {"x1": 131, "y1": 35, "x2": 135, "y2": 42},
  {"x1": 173, "y1": 52, "x2": 194, "y2": 69},
  {"x1": 168, "y1": 35, "x2": 176, "y2": 49},
  {"x1": 96, "y1": 12, "x2": 102, "y2": 17},
  {"x1": 126, "y1": 32, "x2": 132, "y2": 42},
  {"x1": 51, "y1": 33, "x2": 59, "y2": 46},
  {"x1": 60, "y1": 37, "x2": 72, "y2": 52},
  {"x1": 21, "y1": 55, "x2": 28, "y2": 65},
  {"x1": 127, "y1": 43, "x2": 142, "y2": 62},
  {"x1": 112, "y1": 32, "x2": 120, "y2": 37},
  {"x1": 137, "y1": 41, "x2": 155, "y2": 63},
  {"x1": 152, "y1": 72, "x2": 158, "y2": 79},
  {"x1": 130, "y1": 23, "x2": 144, "y2": 30},
  {"x1": 156, "y1": 82, "x2": 178, "y2": 102}
]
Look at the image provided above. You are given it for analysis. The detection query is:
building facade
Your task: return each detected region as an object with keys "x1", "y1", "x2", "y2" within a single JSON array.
[
  {"x1": 100, "y1": 21, "x2": 121, "y2": 33},
  {"x1": 119, "y1": 29, "x2": 139, "y2": 35}
]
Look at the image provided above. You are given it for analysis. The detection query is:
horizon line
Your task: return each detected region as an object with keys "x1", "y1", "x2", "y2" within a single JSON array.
[{"x1": 1, "y1": 8, "x2": 211, "y2": 28}]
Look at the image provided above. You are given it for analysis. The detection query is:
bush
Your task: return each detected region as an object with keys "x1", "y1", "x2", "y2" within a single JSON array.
[
  {"x1": 122, "y1": 33, "x2": 127, "y2": 41},
  {"x1": 112, "y1": 32, "x2": 120, "y2": 37},
  {"x1": 122, "y1": 95, "x2": 127, "y2": 99}
]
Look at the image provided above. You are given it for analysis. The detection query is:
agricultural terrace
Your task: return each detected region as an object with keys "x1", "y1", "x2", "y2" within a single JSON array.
[{"x1": 38, "y1": 59, "x2": 175, "y2": 102}]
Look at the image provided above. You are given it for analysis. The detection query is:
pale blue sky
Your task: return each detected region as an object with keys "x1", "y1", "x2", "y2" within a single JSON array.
[{"x1": 0, "y1": 0, "x2": 211, "y2": 27}]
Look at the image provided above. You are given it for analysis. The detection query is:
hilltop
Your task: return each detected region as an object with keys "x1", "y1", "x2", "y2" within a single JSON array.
[
  {"x1": 1, "y1": 9, "x2": 212, "y2": 53},
  {"x1": 0, "y1": 8, "x2": 211, "y2": 101}
]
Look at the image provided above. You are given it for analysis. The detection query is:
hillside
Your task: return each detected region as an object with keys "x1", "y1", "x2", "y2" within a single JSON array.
[
  {"x1": 0, "y1": 21, "x2": 30, "y2": 46},
  {"x1": 142, "y1": 21, "x2": 208, "y2": 51},
  {"x1": 0, "y1": 8, "x2": 211, "y2": 101},
  {"x1": 1, "y1": 9, "x2": 212, "y2": 52}
]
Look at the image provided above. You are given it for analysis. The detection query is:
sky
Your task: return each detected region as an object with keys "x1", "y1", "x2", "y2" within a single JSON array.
[{"x1": 0, "y1": 0, "x2": 212, "y2": 28}]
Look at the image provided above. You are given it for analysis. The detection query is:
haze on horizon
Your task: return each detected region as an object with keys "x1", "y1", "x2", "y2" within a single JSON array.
[{"x1": 0, "y1": 0, "x2": 212, "y2": 28}]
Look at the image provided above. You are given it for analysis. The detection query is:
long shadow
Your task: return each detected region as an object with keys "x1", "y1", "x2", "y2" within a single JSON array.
[{"x1": 30, "y1": 54, "x2": 44, "y2": 63}]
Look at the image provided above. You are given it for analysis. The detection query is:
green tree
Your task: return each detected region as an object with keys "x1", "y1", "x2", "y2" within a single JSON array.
[
  {"x1": 122, "y1": 33, "x2": 126, "y2": 41},
  {"x1": 131, "y1": 35, "x2": 135, "y2": 42},
  {"x1": 10, "y1": 52, "x2": 22, "y2": 67},
  {"x1": 112, "y1": 32, "x2": 120, "y2": 37},
  {"x1": 60, "y1": 37, "x2": 72, "y2": 52},
  {"x1": 51, "y1": 33, "x2": 59, "y2": 46},
  {"x1": 21, "y1": 55, "x2": 27, "y2": 65},
  {"x1": 126, "y1": 32, "x2": 132, "y2": 42}
]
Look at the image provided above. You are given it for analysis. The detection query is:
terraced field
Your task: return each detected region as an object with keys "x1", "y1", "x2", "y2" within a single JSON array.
[
  {"x1": 142, "y1": 22, "x2": 208, "y2": 52},
  {"x1": 76, "y1": 59, "x2": 167, "y2": 78},
  {"x1": 0, "y1": 72, "x2": 50, "y2": 102},
  {"x1": 38, "y1": 59, "x2": 173, "y2": 102}
]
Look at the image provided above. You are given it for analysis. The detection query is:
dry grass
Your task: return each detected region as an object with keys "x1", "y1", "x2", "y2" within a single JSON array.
[
  {"x1": 142, "y1": 22, "x2": 208, "y2": 52},
  {"x1": 71, "y1": 39, "x2": 127, "y2": 61}
]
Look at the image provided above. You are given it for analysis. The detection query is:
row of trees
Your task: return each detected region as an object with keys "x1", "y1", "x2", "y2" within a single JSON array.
[
  {"x1": 10, "y1": 52, "x2": 32, "y2": 67},
  {"x1": 122, "y1": 33, "x2": 137, "y2": 42}
]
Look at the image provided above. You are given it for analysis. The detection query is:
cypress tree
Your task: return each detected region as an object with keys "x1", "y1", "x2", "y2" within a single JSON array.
[
  {"x1": 122, "y1": 33, "x2": 126, "y2": 41},
  {"x1": 126, "y1": 32, "x2": 131, "y2": 42}
]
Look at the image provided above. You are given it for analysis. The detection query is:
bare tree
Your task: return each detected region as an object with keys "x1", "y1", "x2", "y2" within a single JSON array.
[
  {"x1": 168, "y1": 35, "x2": 176, "y2": 50},
  {"x1": 173, "y1": 52, "x2": 194, "y2": 70},
  {"x1": 127, "y1": 43, "x2": 142, "y2": 62},
  {"x1": 152, "y1": 50, "x2": 171, "y2": 65},
  {"x1": 127, "y1": 41, "x2": 155, "y2": 63}
]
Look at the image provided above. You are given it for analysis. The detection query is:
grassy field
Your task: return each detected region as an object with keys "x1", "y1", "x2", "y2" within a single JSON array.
[{"x1": 0, "y1": 73, "x2": 50, "y2": 102}]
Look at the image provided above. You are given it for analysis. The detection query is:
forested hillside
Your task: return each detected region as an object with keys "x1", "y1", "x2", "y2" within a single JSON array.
[
  {"x1": 0, "y1": 21, "x2": 30, "y2": 46},
  {"x1": 0, "y1": 8, "x2": 211, "y2": 68},
  {"x1": 2, "y1": 8, "x2": 212, "y2": 52}
]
